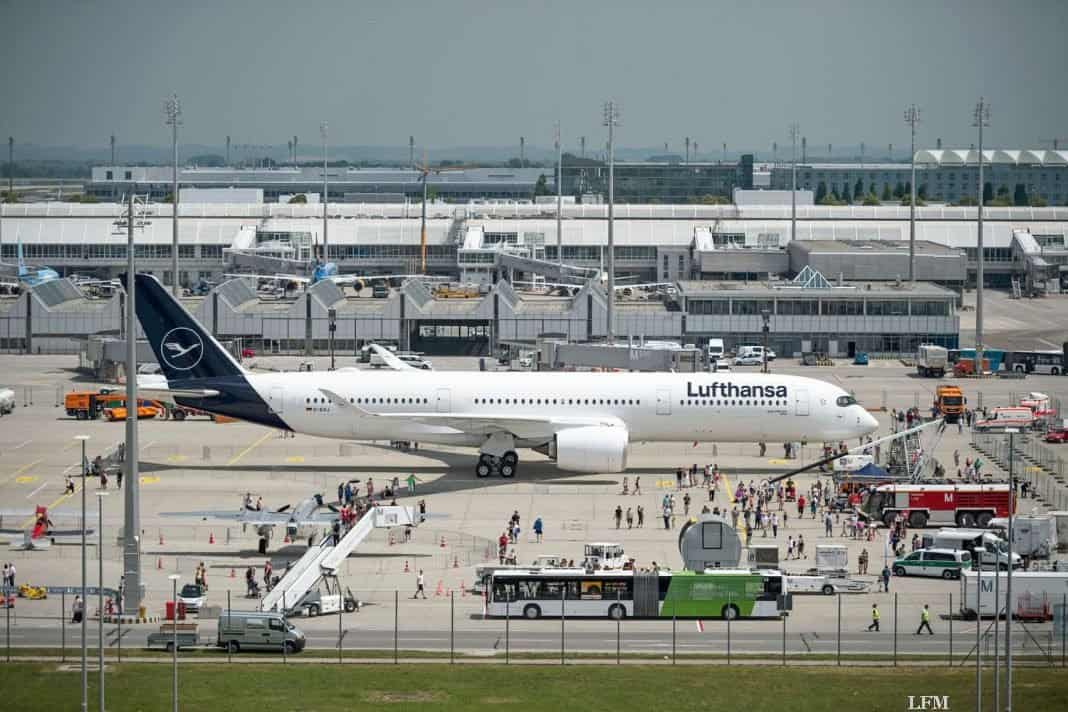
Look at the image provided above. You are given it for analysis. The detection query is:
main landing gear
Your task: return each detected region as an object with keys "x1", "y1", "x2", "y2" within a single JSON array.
[{"x1": 476, "y1": 451, "x2": 518, "y2": 478}]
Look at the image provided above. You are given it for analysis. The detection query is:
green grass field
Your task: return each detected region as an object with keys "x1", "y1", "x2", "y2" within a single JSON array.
[{"x1": 2, "y1": 663, "x2": 1067, "y2": 711}]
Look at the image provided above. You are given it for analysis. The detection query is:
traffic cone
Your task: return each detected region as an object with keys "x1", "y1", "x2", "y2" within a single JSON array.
[
  {"x1": 209, "y1": 531, "x2": 215, "y2": 544},
  {"x1": 230, "y1": 568, "x2": 236, "y2": 578},
  {"x1": 388, "y1": 531, "x2": 395, "y2": 546},
  {"x1": 453, "y1": 555, "x2": 459, "y2": 568},
  {"x1": 434, "y1": 580, "x2": 444, "y2": 597},
  {"x1": 403, "y1": 560, "x2": 410, "y2": 573},
  {"x1": 157, "y1": 557, "x2": 163, "y2": 570},
  {"x1": 283, "y1": 533, "x2": 291, "y2": 544},
  {"x1": 159, "y1": 532, "x2": 164, "y2": 545},
  {"x1": 460, "y1": 582, "x2": 467, "y2": 597},
  {"x1": 439, "y1": 535, "x2": 446, "y2": 548}
]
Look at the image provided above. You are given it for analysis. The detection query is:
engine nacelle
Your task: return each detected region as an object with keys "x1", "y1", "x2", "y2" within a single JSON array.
[{"x1": 554, "y1": 426, "x2": 629, "y2": 473}]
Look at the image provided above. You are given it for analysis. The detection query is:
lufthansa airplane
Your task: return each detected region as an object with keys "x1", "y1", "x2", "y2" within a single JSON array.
[{"x1": 133, "y1": 274, "x2": 878, "y2": 477}]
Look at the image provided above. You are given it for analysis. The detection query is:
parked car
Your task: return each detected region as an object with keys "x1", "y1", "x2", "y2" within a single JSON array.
[
  {"x1": 1045, "y1": 429, "x2": 1068, "y2": 444},
  {"x1": 176, "y1": 583, "x2": 208, "y2": 613},
  {"x1": 892, "y1": 548, "x2": 972, "y2": 580},
  {"x1": 733, "y1": 355, "x2": 763, "y2": 366}
]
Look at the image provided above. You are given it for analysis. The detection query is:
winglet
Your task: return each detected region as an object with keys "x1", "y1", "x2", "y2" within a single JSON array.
[{"x1": 369, "y1": 344, "x2": 416, "y2": 371}]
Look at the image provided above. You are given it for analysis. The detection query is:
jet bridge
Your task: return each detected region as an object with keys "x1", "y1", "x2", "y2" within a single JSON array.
[{"x1": 258, "y1": 505, "x2": 416, "y2": 614}]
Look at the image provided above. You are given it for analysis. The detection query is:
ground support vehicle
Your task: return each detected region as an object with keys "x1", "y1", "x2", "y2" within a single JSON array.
[{"x1": 147, "y1": 622, "x2": 200, "y2": 651}]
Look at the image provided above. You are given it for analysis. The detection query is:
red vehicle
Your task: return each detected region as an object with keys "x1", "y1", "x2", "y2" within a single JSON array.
[
  {"x1": 860, "y1": 482, "x2": 1013, "y2": 528},
  {"x1": 1045, "y1": 429, "x2": 1068, "y2": 444},
  {"x1": 241, "y1": 348, "x2": 256, "y2": 359}
]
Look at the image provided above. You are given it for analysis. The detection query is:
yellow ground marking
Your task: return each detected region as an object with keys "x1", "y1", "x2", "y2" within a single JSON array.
[
  {"x1": 226, "y1": 430, "x2": 273, "y2": 466},
  {"x1": 768, "y1": 458, "x2": 789, "y2": 465},
  {"x1": 20, "y1": 481, "x2": 81, "y2": 528},
  {"x1": 2, "y1": 458, "x2": 44, "y2": 486},
  {"x1": 1025, "y1": 466, "x2": 1041, "y2": 473},
  {"x1": 166, "y1": 454, "x2": 187, "y2": 463},
  {"x1": 655, "y1": 479, "x2": 674, "y2": 489},
  {"x1": 15, "y1": 476, "x2": 38, "y2": 484},
  {"x1": 139, "y1": 475, "x2": 160, "y2": 484},
  {"x1": 721, "y1": 472, "x2": 736, "y2": 505},
  {"x1": 285, "y1": 455, "x2": 305, "y2": 463}
]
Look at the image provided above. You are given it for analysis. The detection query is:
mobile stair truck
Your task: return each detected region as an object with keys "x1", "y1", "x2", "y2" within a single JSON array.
[{"x1": 259, "y1": 505, "x2": 417, "y2": 617}]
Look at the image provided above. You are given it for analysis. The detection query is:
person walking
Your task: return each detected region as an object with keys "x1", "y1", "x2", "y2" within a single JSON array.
[
  {"x1": 533, "y1": 517, "x2": 543, "y2": 543},
  {"x1": 824, "y1": 512, "x2": 833, "y2": 537},
  {"x1": 683, "y1": 492, "x2": 691, "y2": 516},
  {"x1": 413, "y1": 570, "x2": 427, "y2": 599},
  {"x1": 263, "y1": 560, "x2": 273, "y2": 591},
  {"x1": 406, "y1": 472, "x2": 418, "y2": 494},
  {"x1": 867, "y1": 603, "x2": 881, "y2": 632},
  {"x1": 116, "y1": 467, "x2": 123, "y2": 489},
  {"x1": 633, "y1": 477, "x2": 641, "y2": 495},
  {"x1": 915, "y1": 604, "x2": 934, "y2": 635},
  {"x1": 797, "y1": 534, "x2": 806, "y2": 559},
  {"x1": 636, "y1": 505, "x2": 644, "y2": 528},
  {"x1": 72, "y1": 595, "x2": 84, "y2": 623},
  {"x1": 626, "y1": 507, "x2": 634, "y2": 529},
  {"x1": 771, "y1": 512, "x2": 779, "y2": 538},
  {"x1": 614, "y1": 505, "x2": 623, "y2": 529},
  {"x1": 881, "y1": 565, "x2": 891, "y2": 593}
]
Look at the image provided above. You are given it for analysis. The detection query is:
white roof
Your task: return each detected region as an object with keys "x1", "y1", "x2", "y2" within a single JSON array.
[{"x1": 915, "y1": 149, "x2": 1068, "y2": 166}]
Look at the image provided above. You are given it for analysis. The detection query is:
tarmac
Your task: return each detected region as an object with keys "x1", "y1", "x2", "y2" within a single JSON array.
[{"x1": 1, "y1": 348, "x2": 1067, "y2": 658}]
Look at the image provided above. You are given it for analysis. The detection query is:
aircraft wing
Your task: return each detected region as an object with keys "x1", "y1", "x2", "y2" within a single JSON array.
[
  {"x1": 223, "y1": 273, "x2": 311, "y2": 284},
  {"x1": 158, "y1": 509, "x2": 289, "y2": 523},
  {"x1": 317, "y1": 388, "x2": 619, "y2": 441}
]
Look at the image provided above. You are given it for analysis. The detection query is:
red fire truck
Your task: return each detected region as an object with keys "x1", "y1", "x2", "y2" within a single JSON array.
[{"x1": 860, "y1": 482, "x2": 1013, "y2": 528}]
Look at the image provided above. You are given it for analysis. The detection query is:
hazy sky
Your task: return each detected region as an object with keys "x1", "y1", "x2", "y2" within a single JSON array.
[{"x1": 2, "y1": 0, "x2": 1067, "y2": 153}]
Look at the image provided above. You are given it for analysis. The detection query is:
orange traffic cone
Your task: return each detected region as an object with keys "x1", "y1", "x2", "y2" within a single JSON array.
[
  {"x1": 460, "y1": 582, "x2": 467, "y2": 597},
  {"x1": 159, "y1": 532, "x2": 164, "y2": 545},
  {"x1": 434, "y1": 580, "x2": 444, "y2": 597},
  {"x1": 209, "y1": 531, "x2": 215, "y2": 544},
  {"x1": 453, "y1": 555, "x2": 459, "y2": 568},
  {"x1": 403, "y1": 560, "x2": 410, "y2": 573},
  {"x1": 439, "y1": 535, "x2": 446, "y2": 548},
  {"x1": 156, "y1": 557, "x2": 163, "y2": 570},
  {"x1": 283, "y1": 533, "x2": 291, "y2": 544},
  {"x1": 388, "y1": 531, "x2": 395, "y2": 546},
  {"x1": 230, "y1": 568, "x2": 236, "y2": 578}
]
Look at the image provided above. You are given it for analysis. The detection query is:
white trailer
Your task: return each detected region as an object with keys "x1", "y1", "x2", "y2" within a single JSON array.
[
  {"x1": 988, "y1": 515, "x2": 1057, "y2": 559},
  {"x1": 916, "y1": 344, "x2": 948, "y2": 378},
  {"x1": 0, "y1": 388, "x2": 14, "y2": 416},
  {"x1": 959, "y1": 570, "x2": 1068, "y2": 618}
]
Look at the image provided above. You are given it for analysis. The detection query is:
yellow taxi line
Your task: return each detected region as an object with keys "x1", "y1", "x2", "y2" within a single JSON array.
[
  {"x1": 2, "y1": 458, "x2": 44, "y2": 487},
  {"x1": 226, "y1": 430, "x2": 274, "y2": 466},
  {"x1": 719, "y1": 471, "x2": 747, "y2": 544},
  {"x1": 19, "y1": 481, "x2": 82, "y2": 529}
]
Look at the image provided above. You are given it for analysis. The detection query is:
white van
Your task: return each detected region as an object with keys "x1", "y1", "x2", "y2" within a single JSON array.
[
  {"x1": 736, "y1": 345, "x2": 777, "y2": 361},
  {"x1": 706, "y1": 338, "x2": 725, "y2": 363},
  {"x1": 922, "y1": 529, "x2": 1022, "y2": 569}
]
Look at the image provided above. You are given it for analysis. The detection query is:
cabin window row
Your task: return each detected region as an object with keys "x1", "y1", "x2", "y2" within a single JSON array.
[{"x1": 473, "y1": 397, "x2": 641, "y2": 406}]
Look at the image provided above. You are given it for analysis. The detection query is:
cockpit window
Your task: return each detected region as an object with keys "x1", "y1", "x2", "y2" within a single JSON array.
[{"x1": 836, "y1": 395, "x2": 857, "y2": 407}]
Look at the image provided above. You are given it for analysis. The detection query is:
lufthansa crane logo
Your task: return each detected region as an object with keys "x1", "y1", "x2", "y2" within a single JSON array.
[{"x1": 160, "y1": 327, "x2": 204, "y2": 371}]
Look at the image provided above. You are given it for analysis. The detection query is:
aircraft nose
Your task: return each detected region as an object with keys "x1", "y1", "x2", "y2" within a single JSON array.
[{"x1": 859, "y1": 409, "x2": 879, "y2": 433}]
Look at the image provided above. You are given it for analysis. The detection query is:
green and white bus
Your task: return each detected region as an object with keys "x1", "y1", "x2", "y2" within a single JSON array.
[{"x1": 486, "y1": 568, "x2": 789, "y2": 620}]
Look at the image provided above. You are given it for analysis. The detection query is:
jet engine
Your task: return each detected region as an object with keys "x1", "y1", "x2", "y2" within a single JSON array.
[{"x1": 552, "y1": 426, "x2": 629, "y2": 473}]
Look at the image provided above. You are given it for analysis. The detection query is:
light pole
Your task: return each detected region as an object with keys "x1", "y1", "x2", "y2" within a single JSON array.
[
  {"x1": 328, "y1": 308, "x2": 337, "y2": 371},
  {"x1": 1005, "y1": 427, "x2": 1017, "y2": 712},
  {"x1": 904, "y1": 105, "x2": 920, "y2": 283},
  {"x1": 75, "y1": 434, "x2": 90, "y2": 712},
  {"x1": 96, "y1": 491, "x2": 108, "y2": 712},
  {"x1": 603, "y1": 101, "x2": 620, "y2": 344},
  {"x1": 320, "y1": 122, "x2": 328, "y2": 263},
  {"x1": 168, "y1": 573, "x2": 181, "y2": 712},
  {"x1": 973, "y1": 98, "x2": 990, "y2": 376},
  {"x1": 761, "y1": 309, "x2": 771, "y2": 374},
  {"x1": 555, "y1": 121, "x2": 563, "y2": 267},
  {"x1": 123, "y1": 188, "x2": 142, "y2": 616},
  {"x1": 789, "y1": 124, "x2": 799, "y2": 243},
  {"x1": 164, "y1": 94, "x2": 181, "y2": 296}
]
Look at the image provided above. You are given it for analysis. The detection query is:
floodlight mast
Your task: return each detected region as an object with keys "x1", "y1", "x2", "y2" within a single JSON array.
[
  {"x1": 163, "y1": 94, "x2": 182, "y2": 297},
  {"x1": 603, "y1": 101, "x2": 620, "y2": 344},
  {"x1": 905, "y1": 105, "x2": 921, "y2": 283},
  {"x1": 789, "y1": 124, "x2": 800, "y2": 244},
  {"x1": 973, "y1": 99, "x2": 990, "y2": 376}
]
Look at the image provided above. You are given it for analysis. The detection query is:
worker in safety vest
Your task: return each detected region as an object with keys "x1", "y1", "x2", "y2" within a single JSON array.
[
  {"x1": 867, "y1": 603, "x2": 880, "y2": 632},
  {"x1": 916, "y1": 604, "x2": 934, "y2": 635}
]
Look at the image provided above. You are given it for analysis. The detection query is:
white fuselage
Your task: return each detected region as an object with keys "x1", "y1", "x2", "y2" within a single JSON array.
[{"x1": 243, "y1": 369, "x2": 877, "y2": 447}]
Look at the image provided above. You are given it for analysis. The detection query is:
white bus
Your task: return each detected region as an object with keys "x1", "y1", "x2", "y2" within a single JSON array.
[{"x1": 485, "y1": 568, "x2": 789, "y2": 620}]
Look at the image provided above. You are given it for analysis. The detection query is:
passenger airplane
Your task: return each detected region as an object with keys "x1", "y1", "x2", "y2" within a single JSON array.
[{"x1": 132, "y1": 273, "x2": 878, "y2": 477}]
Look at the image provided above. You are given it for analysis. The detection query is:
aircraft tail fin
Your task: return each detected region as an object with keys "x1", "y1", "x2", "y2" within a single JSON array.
[
  {"x1": 16, "y1": 239, "x2": 26, "y2": 277},
  {"x1": 132, "y1": 273, "x2": 246, "y2": 381}
]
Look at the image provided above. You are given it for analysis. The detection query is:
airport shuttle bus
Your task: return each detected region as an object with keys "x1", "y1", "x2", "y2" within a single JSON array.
[
  {"x1": 861, "y1": 482, "x2": 1013, "y2": 528},
  {"x1": 485, "y1": 568, "x2": 789, "y2": 620}
]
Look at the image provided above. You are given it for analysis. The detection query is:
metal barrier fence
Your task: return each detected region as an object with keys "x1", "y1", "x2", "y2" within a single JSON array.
[
  {"x1": 3, "y1": 587, "x2": 1067, "y2": 667},
  {"x1": 972, "y1": 432, "x2": 1068, "y2": 512}
]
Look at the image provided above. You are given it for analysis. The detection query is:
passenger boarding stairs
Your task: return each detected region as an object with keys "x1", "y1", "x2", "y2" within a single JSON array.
[{"x1": 259, "y1": 505, "x2": 416, "y2": 613}]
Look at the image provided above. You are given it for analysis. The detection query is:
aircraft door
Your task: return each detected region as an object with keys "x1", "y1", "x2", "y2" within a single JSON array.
[
  {"x1": 268, "y1": 386, "x2": 285, "y2": 415},
  {"x1": 794, "y1": 388, "x2": 810, "y2": 416},
  {"x1": 436, "y1": 388, "x2": 451, "y2": 413},
  {"x1": 656, "y1": 388, "x2": 672, "y2": 415}
]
